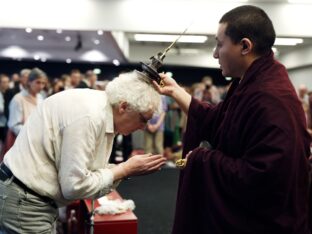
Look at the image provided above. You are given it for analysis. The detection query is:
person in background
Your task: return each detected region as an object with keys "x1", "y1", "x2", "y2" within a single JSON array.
[
  {"x1": 85, "y1": 70, "x2": 98, "y2": 89},
  {"x1": 144, "y1": 95, "x2": 167, "y2": 154},
  {"x1": 50, "y1": 78, "x2": 65, "y2": 96},
  {"x1": 0, "y1": 74, "x2": 10, "y2": 147},
  {"x1": 298, "y1": 84, "x2": 311, "y2": 133},
  {"x1": 4, "y1": 69, "x2": 31, "y2": 119},
  {"x1": 0, "y1": 71, "x2": 166, "y2": 233},
  {"x1": 7, "y1": 68, "x2": 46, "y2": 136},
  {"x1": 154, "y1": 5, "x2": 311, "y2": 234},
  {"x1": 9, "y1": 73, "x2": 19, "y2": 89},
  {"x1": 201, "y1": 76, "x2": 221, "y2": 105},
  {"x1": 61, "y1": 74, "x2": 71, "y2": 90},
  {"x1": 69, "y1": 69, "x2": 83, "y2": 89}
]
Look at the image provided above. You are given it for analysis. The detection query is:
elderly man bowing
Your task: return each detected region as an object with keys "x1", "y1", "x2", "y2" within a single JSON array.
[{"x1": 0, "y1": 71, "x2": 166, "y2": 233}]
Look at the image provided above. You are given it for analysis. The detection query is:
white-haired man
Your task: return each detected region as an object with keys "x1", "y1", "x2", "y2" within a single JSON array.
[{"x1": 0, "y1": 71, "x2": 166, "y2": 232}]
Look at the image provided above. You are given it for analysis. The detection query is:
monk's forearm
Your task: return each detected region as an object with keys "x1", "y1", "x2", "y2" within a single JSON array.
[{"x1": 171, "y1": 86, "x2": 192, "y2": 114}]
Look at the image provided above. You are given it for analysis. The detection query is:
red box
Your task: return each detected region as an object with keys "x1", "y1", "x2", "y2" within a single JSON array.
[{"x1": 82, "y1": 191, "x2": 138, "y2": 234}]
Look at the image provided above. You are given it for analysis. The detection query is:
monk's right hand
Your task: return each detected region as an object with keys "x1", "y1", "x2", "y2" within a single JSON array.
[{"x1": 152, "y1": 73, "x2": 179, "y2": 97}]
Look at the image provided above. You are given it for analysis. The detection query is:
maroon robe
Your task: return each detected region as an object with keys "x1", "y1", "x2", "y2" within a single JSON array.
[{"x1": 172, "y1": 51, "x2": 311, "y2": 234}]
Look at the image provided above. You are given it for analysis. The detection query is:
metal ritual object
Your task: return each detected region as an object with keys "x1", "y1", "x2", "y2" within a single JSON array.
[
  {"x1": 175, "y1": 158, "x2": 187, "y2": 169},
  {"x1": 139, "y1": 27, "x2": 189, "y2": 87},
  {"x1": 139, "y1": 26, "x2": 191, "y2": 169}
]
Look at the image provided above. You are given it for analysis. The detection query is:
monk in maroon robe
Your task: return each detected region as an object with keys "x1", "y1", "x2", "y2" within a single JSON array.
[{"x1": 155, "y1": 5, "x2": 311, "y2": 234}]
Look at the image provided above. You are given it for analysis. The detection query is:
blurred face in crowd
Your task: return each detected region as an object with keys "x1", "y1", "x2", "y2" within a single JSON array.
[
  {"x1": 20, "y1": 74, "x2": 29, "y2": 87},
  {"x1": 89, "y1": 74, "x2": 97, "y2": 87},
  {"x1": 11, "y1": 73, "x2": 20, "y2": 83},
  {"x1": 70, "y1": 72, "x2": 81, "y2": 87},
  {"x1": 28, "y1": 77, "x2": 46, "y2": 96},
  {"x1": 53, "y1": 80, "x2": 65, "y2": 93},
  {"x1": 114, "y1": 102, "x2": 154, "y2": 135},
  {"x1": 0, "y1": 75, "x2": 10, "y2": 92},
  {"x1": 213, "y1": 23, "x2": 246, "y2": 78}
]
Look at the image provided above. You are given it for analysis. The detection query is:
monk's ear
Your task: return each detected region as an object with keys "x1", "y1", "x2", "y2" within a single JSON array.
[{"x1": 240, "y1": 38, "x2": 253, "y2": 55}]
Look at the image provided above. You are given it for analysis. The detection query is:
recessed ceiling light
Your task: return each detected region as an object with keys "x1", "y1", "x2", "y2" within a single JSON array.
[
  {"x1": 40, "y1": 57, "x2": 47, "y2": 62},
  {"x1": 93, "y1": 68, "x2": 101, "y2": 74},
  {"x1": 134, "y1": 34, "x2": 208, "y2": 43},
  {"x1": 25, "y1": 28, "x2": 32, "y2": 33},
  {"x1": 81, "y1": 50, "x2": 108, "y2": 62},
  {"x1": 65, "y1": 36, "x2": 71, "y2": 42},
  {"x1": 97, "y1": 30, "x2": 103, "y2": 35},
  {"x1": 113, "y1": 59, "x2": 120, "y2": 66},
  {"x1": 34, "y1": 55, "x2": 40, "y2": 60},
  {"x1": 1, "y1": 46, "x2": 28, "y2": 58},
  {"x1": 94, "y1": 39, "x2": 100, "y2": 45},
  {"x1": 66, "y1": 58, "x2": 72, "y2": 64},
  {"x1": 37, "y1": 35, "x2": 44, "y2": 41},
  {"x1": 56, "y1": 29, "x2": 63, "y2": 34}
]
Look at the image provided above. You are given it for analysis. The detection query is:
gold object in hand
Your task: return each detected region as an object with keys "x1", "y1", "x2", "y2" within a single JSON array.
[
  {"x1": 160, "y1": 79, "x2": 165, "y2": 87},
  {"x1": 175, "y1": 159, "x2": 187, "y2": 169}
]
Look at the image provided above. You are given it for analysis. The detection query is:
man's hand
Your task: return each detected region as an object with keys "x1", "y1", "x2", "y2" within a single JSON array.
[{"x1": 122, "y1": 154, "x2": 166, "y2": 177}]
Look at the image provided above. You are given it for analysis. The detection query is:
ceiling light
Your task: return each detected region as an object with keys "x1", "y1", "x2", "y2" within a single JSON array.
[
  {"x1": 81, "y1": 50, "x2": 108, "y2": 62},
  {"x1": 65, "y1": 36, "x2": 71, "y2": 42},
  {"x1": 1, "y1": 46, "x2": 28, "y2": 58},
  {"x1": 34, "y1": 55, "x2": 40, "y2": 60},
  {"x1": 66, "y1": 58, "x2": 72, "y2": 64},
  {"x1": 93, "y1": 68, "x2": 101, "y2": 74},
  {"x1": 225, "y1": 77, "x2": 232, "y2": 81},
  {"x1": 97, "y1": 30, "x2": 103, "y2": 35},
  {"x1": 113, "y1": 59, "x2": 120, "y2": 66},
  {"x1": 274, "y1": 38, "x2": 303, "y2": 46},
  {"x1": 56, "y1": 29, "x2": 63, "y2": 34},
  {"x1": 288, "y1": 0, "x2": 312, "y2": 3},
  {"x1": 134, "y1": 34, "x2": 208, "y2": 43},
  {"x1": 25, "y1": 28, "x2": 32, "y2": 33},
  {"x1": 221, "y1": 0, "x2": 248, "y2": 1},
  {"x1": 37, "y1": 35, "x2": 44, "y2": 41},
  {"x1": 94, "y1": 39, "x2": 100, "y2": 45},
  {"x1": 40, "y1": 58, "x2": 47, "y2": 62}
]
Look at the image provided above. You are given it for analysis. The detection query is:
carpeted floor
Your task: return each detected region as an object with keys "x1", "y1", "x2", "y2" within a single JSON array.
[{"x1": 118, "y1": 167, "x2": 179, "y2": 234}]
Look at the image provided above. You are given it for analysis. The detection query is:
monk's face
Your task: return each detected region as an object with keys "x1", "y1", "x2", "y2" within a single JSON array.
[{"x1": 213, "y1": 23, "x2": 245, "y2": 78}]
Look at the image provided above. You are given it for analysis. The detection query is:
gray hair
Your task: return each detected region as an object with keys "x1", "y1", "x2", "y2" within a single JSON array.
[
  {"x1": 20, "y1": 69, "x2": 31, "y2": 77},
  {"x1": 28, "y1": 67, "x2": 47, "y2": 82},
  {"x1": 106, "y1": 71, "x2": 161, "y2": 114}
]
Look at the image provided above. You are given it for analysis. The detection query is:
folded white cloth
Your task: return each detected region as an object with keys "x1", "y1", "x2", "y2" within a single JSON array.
[{"x1": 95, "y1": 196, "x2": 135, "y2": 215}]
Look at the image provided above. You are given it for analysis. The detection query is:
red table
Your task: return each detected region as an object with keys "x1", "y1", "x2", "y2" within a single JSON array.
[{"x1": 81, "y1": 190, "x2": 138, "y2": 234}]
